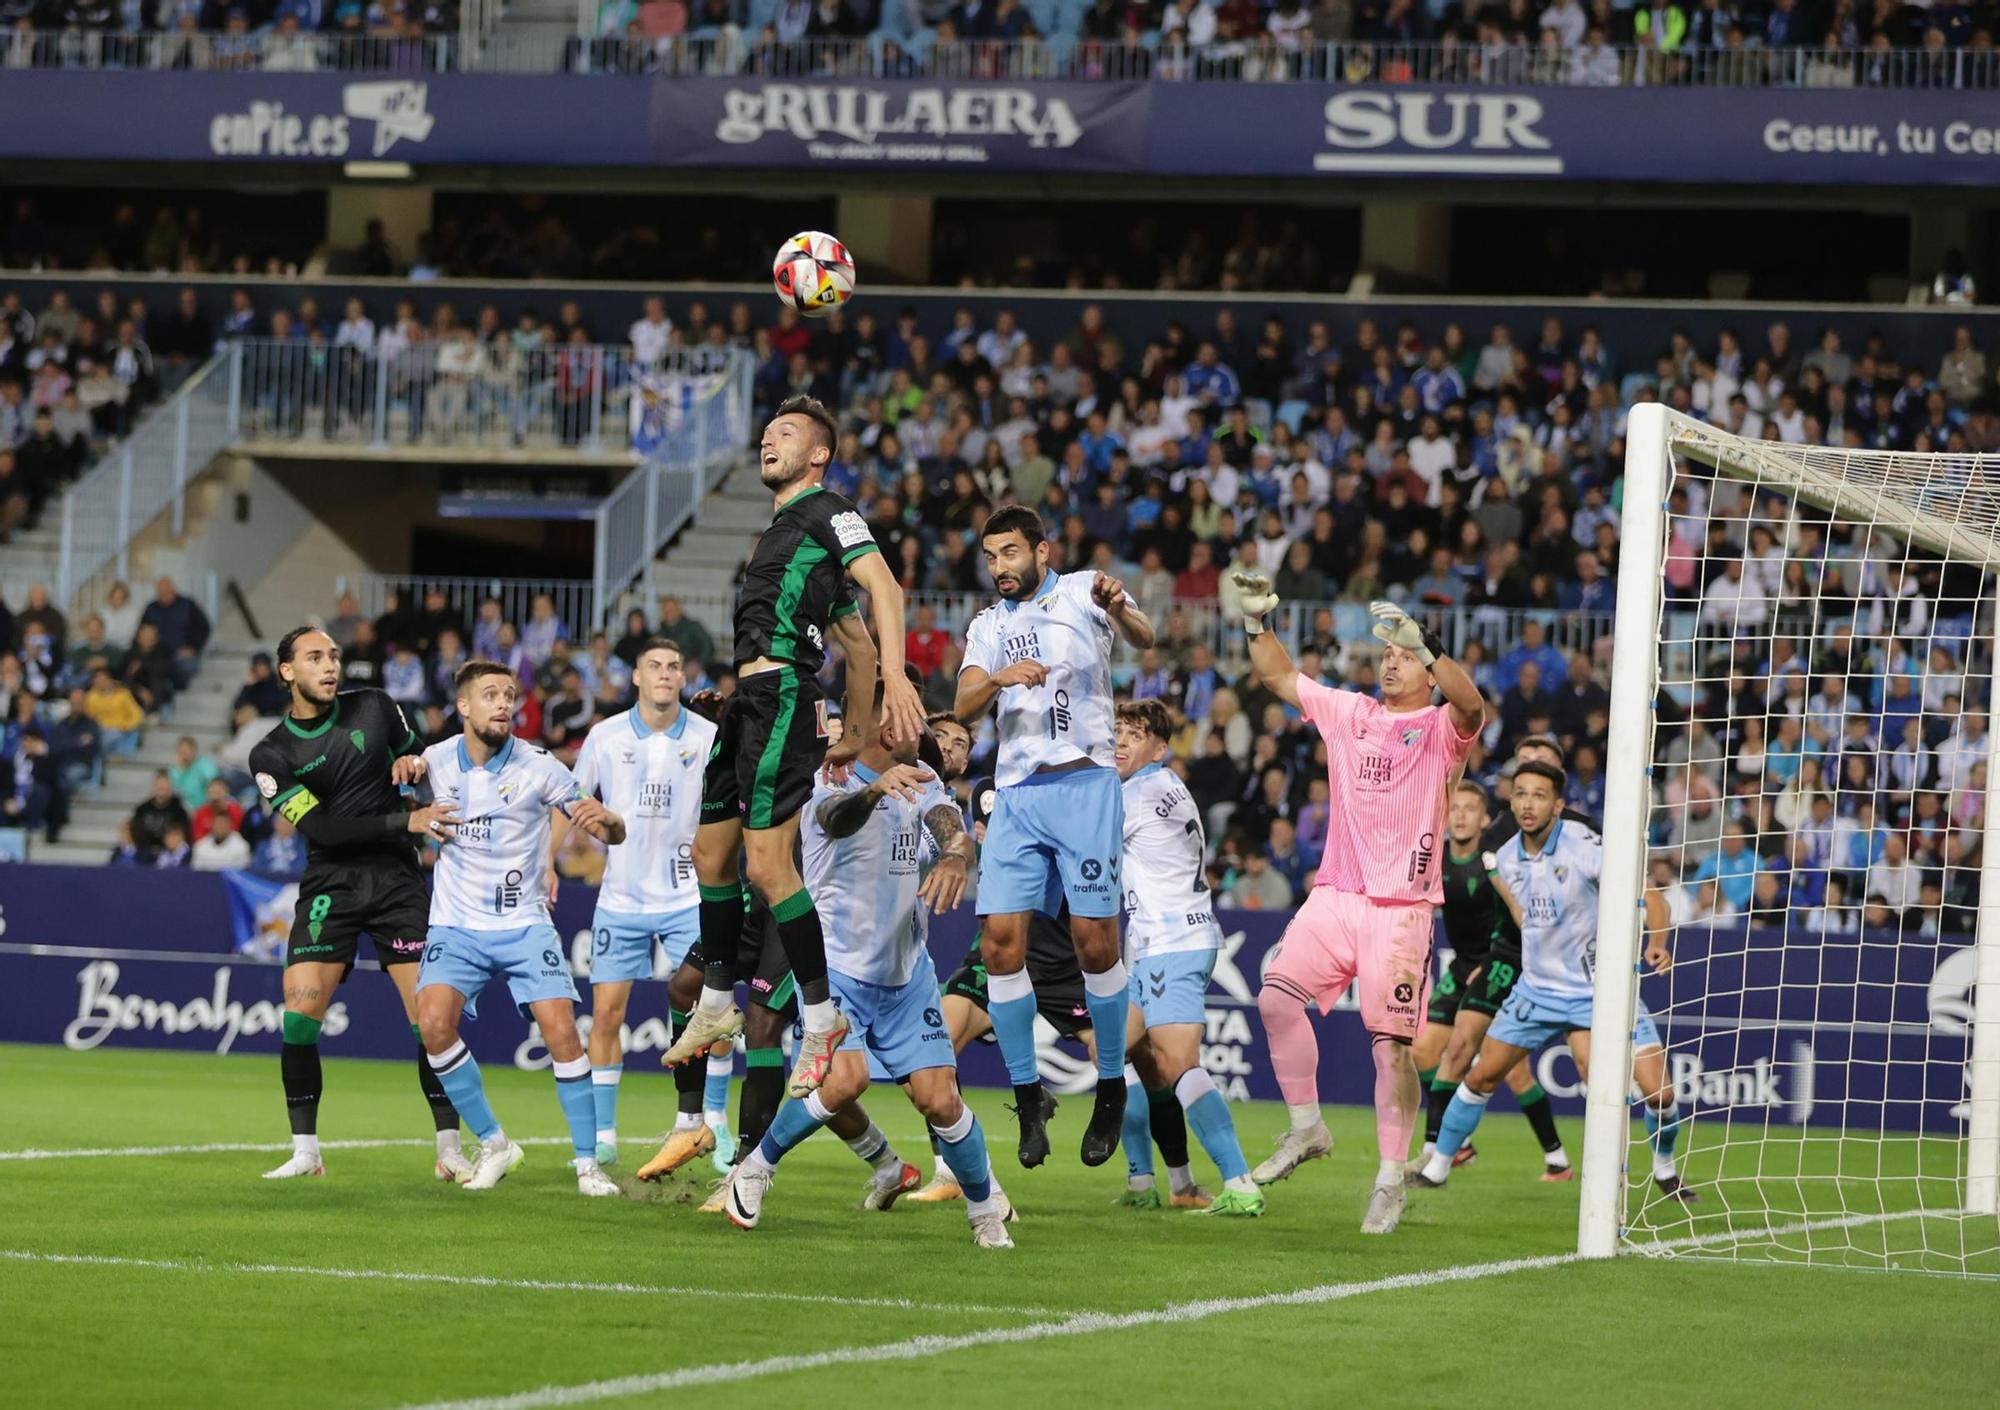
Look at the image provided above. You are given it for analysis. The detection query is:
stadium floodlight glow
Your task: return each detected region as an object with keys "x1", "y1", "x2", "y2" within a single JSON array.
[{"x1": 1580, "y1": 402, "x2": 2000, "y2": 1274}]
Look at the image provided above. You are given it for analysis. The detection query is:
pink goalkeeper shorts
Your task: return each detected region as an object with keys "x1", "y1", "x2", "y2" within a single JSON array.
[{"x1": 1264, "y1": 886, "x2": 1435, "y2": 1042}]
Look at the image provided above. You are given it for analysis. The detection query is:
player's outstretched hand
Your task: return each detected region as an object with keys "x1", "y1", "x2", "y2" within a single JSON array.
[
  {"x1": 918, "y1": 854, "x2": 970, "y2": 914},
  {"x1": 871, "y1": 762, "x2": 936, "y2": 803},
  {"x1": 408, "y1": 802, "x2": 458, "y2": 841},
  {"x1": 686, "y1": 688, "x2": 728, "y2": 722},
  {"x1": 568, "y1": 797, "x2": 618, "y2": 842},
  {"x1": 1644, "y1": 935, "x2": 1674, "y2": 976},
  {"x1": 823, "y1": 729, "x2": 863, "y2": 778},
  {"x1": 1368, "y1": 600, "x2": 1441, "y2": 665},
  {"x1": 990, "y1": 659, "x2": 1050, "y2": 690},
  {"x1": 1232, "y1": 569, "x2": 1278, "y2": 633},
  {"x1": 1091, "y1": 571, "x2": 1129, "y2": 615},
  {"x1": 882, "y1": 671, "x2": 926, "y2": 744},
  {"x1": 390, "y1": 754, "x2": 428, "y2": 787}
]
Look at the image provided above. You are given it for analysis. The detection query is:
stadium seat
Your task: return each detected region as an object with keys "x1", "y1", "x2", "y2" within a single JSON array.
[
  {"x1": 1618, "y1": 371, "x2": 1657, "y2": 405},
  {"x1": 1245, "y1": 397, "x2": 1272, "y2": 433},
  {"x1": 1275, "y1": 399, "x2": 1311, "y2": 434},
  {"x1": 746, "y1": 0, "x2": 778, "y2": 32}
]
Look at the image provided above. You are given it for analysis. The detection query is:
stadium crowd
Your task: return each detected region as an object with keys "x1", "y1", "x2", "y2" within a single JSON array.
[{"x1": 6, "y1": 283, "x2": 1998, "y2": 939}]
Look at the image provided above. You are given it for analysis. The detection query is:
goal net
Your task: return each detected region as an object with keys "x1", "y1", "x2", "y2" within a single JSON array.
[{"x1": 1579, "y1": 403, "x2": 2000, "y2": 1276}]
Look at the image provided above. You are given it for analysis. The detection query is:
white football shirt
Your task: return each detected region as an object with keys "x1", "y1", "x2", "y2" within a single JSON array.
[
  {"x1": 1120, "y1": 762, "x2": 1221, "y2": 959},
  {"x1": 572, "y1": 706, "x2": 715, "y2": 916},
  {"x1": 1492, "y1": 818, "x2": 1604, "y2": 999},
  {"x1": 424, "y1": 734, "x2": 582, "y2": 931},
  {"x1": 960, "y1": 570, "x2": 1116, "y2": 787},
  {"x1": 801, "y1": 762, "x2": 958, "y2": 987}
]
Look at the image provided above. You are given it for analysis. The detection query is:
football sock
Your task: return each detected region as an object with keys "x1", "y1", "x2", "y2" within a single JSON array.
[
  {"x1": 1149, "y1": 1085, "x2": 1190, "y2": 1166},
  {"x1": 931, "y1": 1107, "x2": 993, "y2": 1204},
  {"x1": 1082, "y1": 963, "x2": 1129, "y2": 1079},
  {"x1": 739, "y1": 1046, "x2": 785, "y2": 1152},
  {"x1": 1644, "y1": 1099, "x2": 1682, "y2": 1176},
  {"x1": 590, "y1": 1063, "x2": 622, "y2": 1141},
  {"x1": 1372, "y1": 1036, "x2": 1419, "y2": 1172},
  {"x1": 427, "y1": 1040, "x2": 499, "y2": 1143},
  {"x1": 704, "y1": 1051, "x2": 733, "y2": 1124},
  {"x1": 986, "y1": 967, "x2": 1041, "y2": 1086},
  {"x1": 1425, "y1": 1073, "x2": 1457, "y2": 1146},
  {"x1": 1427, "y1": 1084, "x2": 1492, "y2": 1178},
  {"x1": 1167, "y1": 1165, "x2": 1196, "y2": 1195},
  {"x1": 669, "y1": 1010, "x2": 706, "y2": 1115},
  {"x1": 280, "y1": 1011, "x2": 323, "y2": 1138},
  {"x1": 1121, "y1": 1066, "x2": 1153, "y2": 1181},
  {"x1": 844, "y1": 1119, "x2": 902, "y2": 1175},
  {"x1": 756, "y1": 1092, "x2": 834, "y2": 1166},
  {"x1": 1175, "y1": 1065, "x2": 1251, "y2": 1183},
  {"x1": 551, "y1": 1055, "x2": 597, "y2": 1161},
  {"x1": 696, "y1": 883, "x2": 743, "y2": 1013},
  {"x1": 413, "y1": 1023, "x2": 460, "y2": 1134},
  {"x1": 1258, "y1": 981, "x2": 1321, "y2": 1110},
  {"x1": 769, "y1": 888, "x2": 833, "y2": 1015},
  {"x1": 1517, "y1": 1081, "x2": 1566, "y2": 1158}
]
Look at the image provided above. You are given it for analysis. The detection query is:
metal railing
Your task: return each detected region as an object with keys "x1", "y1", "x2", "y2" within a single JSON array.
[
  {"x1": 231, "y1": 338, "x2": 745, "y2": 457},
  {"x1": 8, "y1": 28, "x2": 2000, "y2": 89},
  {"x1": 57, "y1": 353, "x2": 233, "y2": 611},
  {"x1": 335, "y1": 574, "x2": 601, "y2": 643}
]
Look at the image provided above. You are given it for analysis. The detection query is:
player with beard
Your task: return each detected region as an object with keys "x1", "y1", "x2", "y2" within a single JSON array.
[
  {"x1": 251, "y1": 626, "x2": 466, "y2": 1182},
  {"x1": 956, "y1": 506, "x2": 1157, "y2": 1170},
  {"x1": 662, "y1": 395, "x2": 925, "y2": 1102}
]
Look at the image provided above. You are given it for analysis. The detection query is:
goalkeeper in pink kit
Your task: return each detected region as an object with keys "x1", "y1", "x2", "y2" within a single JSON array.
[{"x1": 1233, "y1": 570, "x2": 1485, "y2": 1236}]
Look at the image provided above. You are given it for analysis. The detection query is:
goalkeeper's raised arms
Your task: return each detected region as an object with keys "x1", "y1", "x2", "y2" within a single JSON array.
[
  {"x1": 1232, "y1": 569, "x2": 1278, "y2": 635},
  {"x1": 1368, "y1": 600, "x2": 1443, "y2": 667}
]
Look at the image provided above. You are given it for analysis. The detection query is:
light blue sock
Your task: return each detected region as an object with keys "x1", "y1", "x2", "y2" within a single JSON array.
[
  {"x1": 1177, "y1": 1068, "x2": 1250, "y2": 1182},
  {"x1": 429, "y1": 1043, "x2": 499, "y2": 1142},
  {"x1": 932, "y1": 1109, "x2": 993, "y2": 1204},
  {"x1": 552, "y1": 1056, "x2": 596, "y2": 1160},
  {"x1": 703, "y1": 1053, "x2": 732, "y2": 1120},
  {"x1": 1644, "y1": 1100, "x2": 1682, "y2": 1160},
  {"x1": 1435, "y1": 1085, "x2": 1491, "y2": 1163},
  {"x1": 591, "y1": 1063, "x2": 622, "y2": 1134},
  {"x1": 756, "y1": 1092, "x2": 832, "y2": 1166},
  {"x1": 1122, "y1": 1070, "x2": 1153, "y2": 1180},
  {"x1": 987, "y1": 968, "x2": 1041, "y2": 1086},
  {"x1": 1083, "y1": 964, "x2": 1130, "y2": 1080}
]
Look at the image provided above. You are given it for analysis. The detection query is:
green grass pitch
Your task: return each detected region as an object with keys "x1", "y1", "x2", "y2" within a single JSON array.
[{"x1": 2, "y1": 1044, "x2": 1994, "y2": 1409}]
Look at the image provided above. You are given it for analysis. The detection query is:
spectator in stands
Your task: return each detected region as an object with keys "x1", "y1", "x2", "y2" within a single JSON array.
[
  {"x1": 139, "y1": 577, "x2": 209, "y2": 689},
  {"x1": 231, "y1": 652, "x2": 288, "y2": 727},
  {"x1": 153, "y1": 822, "x2": 192, "y2": 869},
  {"x1": 167, "y1": 734, "x2": 218, "y2": 812},
  {"x1": 192, "y1": 810, "x2": 251, "y2": 871},
  {"x1": 130, "y1": 770, "x2": 189, "y2": 856},
  {"x1": 656, "y1": 593, "x2": 714, "y2": 666},
  {"x1": 253, "y1": 813, "x2": 307, "y2": 879},
  {"x1": 1225, "y1": 847, "x2": 1292, "y2": 910}
]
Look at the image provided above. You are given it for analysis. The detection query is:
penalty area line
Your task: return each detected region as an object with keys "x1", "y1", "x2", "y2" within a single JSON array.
[{"x1": 0, "y1": 1250, "x2": 1052, "y2": 1319}]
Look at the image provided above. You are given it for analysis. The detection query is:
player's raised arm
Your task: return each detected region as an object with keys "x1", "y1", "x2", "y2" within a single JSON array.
[
  {"x1": 846, "y1": 550, "x2": 923, "y2": 743},
  {"x1": 1231, "y1": 568, "x2": 1301, "y2": 710},
  {"x1": 827, "y1": 608, "x2": 878, "y2": 770},
  {"x1": 917, "y1": 793, "x2": 974, "y2": 914},
  {"x1": 1091, "y1": 571, "x2": 1156, "y2": 649},
  {"x1": 1369, "y1": 600, "x2": 1484, "y2": 739}
]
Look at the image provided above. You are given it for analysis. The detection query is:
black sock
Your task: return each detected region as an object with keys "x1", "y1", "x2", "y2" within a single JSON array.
[
  {"x1": 698, "y1": 885, "x2": 744, "y2": 993},
  {"x1": 1518, "y1": 1084, "x2": 1564, "y2": 1156},
  {"x1": 413, "y1": 1027, "x2": 459, "y2": 1132},
  {"x1": 670, "y1": 1009, "x2": 704, "y2": 1116},
  {"x1": 1426, "y1": 1080, "x2": 1456, "y2": 1146},
  {"x1": 1147, "y1": 1087, "x2": 1189, "y2": 1167},
  {"x1": 281, "y1": 1042, "x2": 322, "y2": 1136},
  {"x1": 770, "y1": 888, "x2": 830, "y2": 1008},
  {"x1": 739, "y1": 1047, "x2": 784, "y2": 1153}
]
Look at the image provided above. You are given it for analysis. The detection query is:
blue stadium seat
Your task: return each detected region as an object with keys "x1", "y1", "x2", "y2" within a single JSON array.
[
  {"x1": 1275, "y1": 399, "x2": 1311, "y2": 434},
  {"x1": 1245, "y1": 397, "x2": 1273, "y2": 433},
  {"x1": 1618, "y1": 371, "x2": 1657, "y2": 406}
]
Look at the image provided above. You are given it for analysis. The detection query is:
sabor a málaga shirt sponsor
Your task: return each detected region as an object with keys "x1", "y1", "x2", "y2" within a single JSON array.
[
  {"x1": 960, "y1": 570, "x2": 1116, "y2": 788},
  {"x1": 1492, "y1": 818, "x2": 1604, "y2": 1000},
  {"x1": 424, "y1": 735, "x2": 581, "y2": 931}
]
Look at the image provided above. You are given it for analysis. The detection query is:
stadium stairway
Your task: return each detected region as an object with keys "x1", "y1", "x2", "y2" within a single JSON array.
[
  {"x1": 642, "y1": 462, "x2": 765, "y2": 651},
  {"x1": 1, "y1": 516, "x2": 64, "y2": 611},
  {"x1": 31, "y1": 622, "x2": 259, "y2": 867},
  {"x1": 493, "y1": 0, "x2": 583, "y2": 69}
]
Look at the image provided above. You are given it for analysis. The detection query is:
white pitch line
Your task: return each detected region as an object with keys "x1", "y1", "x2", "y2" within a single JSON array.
[
  {"x1": 382, "y1": 1208, "x2": 1952, "y2": 1410},
  {"x1": 0, "y1": 1249, "x2": 1052, "y2": 1318},
  {"x1": 0, "y1": 1137, "x2": 575, "y2": 1161}
]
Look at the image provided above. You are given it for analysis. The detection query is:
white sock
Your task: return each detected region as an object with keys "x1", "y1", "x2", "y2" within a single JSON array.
[
  {"x1": 844, "y1": 1120, "x2": 902, "y2": 1174},
  {"x1": 1546, "y1": 1146, "x2": 1572, "y2": 1169},
  {"x1": 482, "y1": 1127, "x2": 510, "y2": 1152},
  {"x1": 934, "y1": 1150, "x2": 953, "y2": 1180},
  {"x1": 1420, "y1": 1150, "x2": 1451, "y2": 1183},
  {"x1": 1652, "y1": 1152, "x2": 1679, "y2": 1180},
  {"x1": 1418, "y1": 1140, "x2": 1436, "y2": 1160},
  {"x1": 804, "y1": 1092, "x2": 836, "y2": 1124},
  {"x1": 573, "y1": 1156, "x2": 601, "y2": 1174},
  {"x1": 803, "y1": 998, "x2": 839, "y2": 1034},
  {"x1": 696, "y1": 984, "x2": 733, "y2": 1017},
  {"x1": 435, "y1": 1129, "x2": 461, "y2": 1157},
  {"x1": 966, "y1": 1192, "x2": 998, "y2": 1220},
  {"x1": 595, "y1": 1127, "x2": 617, "y2": 1144},
  {"x1": 1083, "y1": 962, "x2": 1128, "y2": 998},
  {"x1": 704, "y1": 1110, "x2": 729, "y2": 1130},
  {"x1": 1288, "y1": 1102, "x2": 1322, "y2": 1132},
  {"x1": 1224, "y1": 1174, "x2": 1258, "y2": 1195},
  {"x1": 1167, "y1": 1164, "x2": 1195, "y2": 1195},
  {"x1": 293, "y1": 1134, "x2": 320, "y2": 1160},
  {"x1": 674, "y1": 1111, "x2": 701, "y2": 1132},
  {"x1": 1375, "y1": 1159, "x2": 1404, "y2": 1190},
  {"x1": 1128, "y1": 1172, "x2": 1156, "y2": 1191},
  {"x1": 743, "y1": 1146, "x2": 777, "y2": 1177}
]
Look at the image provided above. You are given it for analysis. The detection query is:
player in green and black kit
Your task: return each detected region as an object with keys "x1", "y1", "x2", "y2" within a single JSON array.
[
  {"x1": 663, "y1": 395, "x2": 927, "y2": 1101},
  {"x1": 250, "y1": 627, "x2": 466, "y2": 1182}
]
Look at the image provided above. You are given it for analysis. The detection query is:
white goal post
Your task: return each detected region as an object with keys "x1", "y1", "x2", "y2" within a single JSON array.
[{"x1": 1578, "y1": 402, "x2": 2000, "y2": 1270}]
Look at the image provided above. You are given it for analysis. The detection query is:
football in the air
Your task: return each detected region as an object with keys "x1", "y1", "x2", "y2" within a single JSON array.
[{"x1": 773, "y1": 230, "x2": 857, "y2": 317}]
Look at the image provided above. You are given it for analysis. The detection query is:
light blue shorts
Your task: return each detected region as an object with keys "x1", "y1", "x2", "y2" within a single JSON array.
[
  {"x1": 829, "y1": 953, "x2": 955, "y2": 1084},
  {"x1": 1129, "y1": 947, "x2": 1217, "y2": 1029},
  {"x1": 977, "y1": 766, "x2": 1124, "y2": 920},
  {"x1": 1487, "y1": 978, "x2": 1662, "y2": 1053},
  {"x1": 588, "y1": 906, "x2": 701, "y2": 985},
  {"x1": 418, "y1": 922, "x2": 579, "y2": 1021}
]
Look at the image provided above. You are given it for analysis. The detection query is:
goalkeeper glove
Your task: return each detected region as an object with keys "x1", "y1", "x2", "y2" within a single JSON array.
[
  {"x1": 1232, "y1": 569, "x2": 1278, "y2": 636},
  {"x1": 1369, "y1": 600, "x2": 1444, "y2": 667}
]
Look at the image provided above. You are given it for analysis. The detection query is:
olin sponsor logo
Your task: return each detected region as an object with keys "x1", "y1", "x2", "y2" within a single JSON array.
[{"x1": 1315, "y1": 93, "x2": 1562, "y2": 176}]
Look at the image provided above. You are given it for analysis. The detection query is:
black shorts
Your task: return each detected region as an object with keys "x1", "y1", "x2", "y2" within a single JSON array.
[
  {"x1": 285, "y1": 860, "x2": 429, "y2": 980},
  {"x1": 943, "y1": 916, "x2": 1091, "y2": 1041},
  {"x1": 700, "y1": 667, "x2": 827, "y2": 831},
  {"x1": 1427, "y1": 955, "x2": 1481, "y2": 1028},
  {"x1": 1461, "y1": 949, "x2": 1524, "y2": 1019},
  {"x1": 689, "y1": 895, "x2": 798, "y2": 1018}
]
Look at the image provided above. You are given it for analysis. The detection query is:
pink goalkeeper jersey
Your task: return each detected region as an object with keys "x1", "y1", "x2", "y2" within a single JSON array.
[{"x1": 1297, "y1": 674, "x2": 1478, "y2": 904}]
